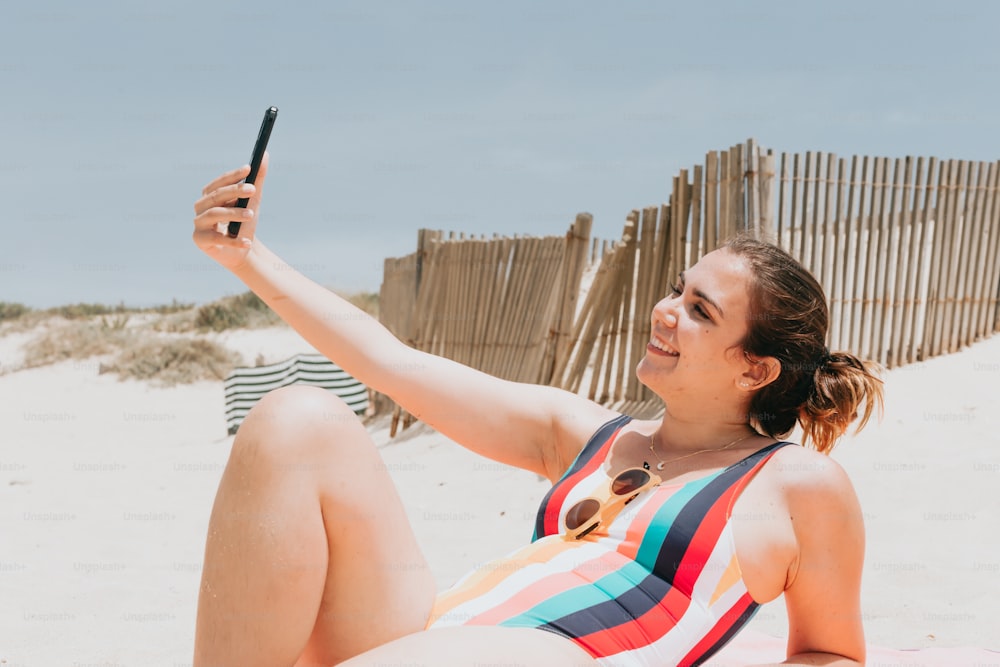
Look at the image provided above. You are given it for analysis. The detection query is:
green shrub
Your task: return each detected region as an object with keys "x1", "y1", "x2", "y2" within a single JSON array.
[
  {"x1": 48, "y1": 302, "x2": 127, "y2": 319},
  {"x1": 195, "y1": 291, "x2": 281, "y2": 331},
  {"x1": 22, "y1": 320, "x2": 135, "y2": 368},
  {"x1": 0, "y1": 302, "x2": 32, "y2": 322},
  {"x1": 100, "y1": 337, "x2": 241, "y2": 386}
]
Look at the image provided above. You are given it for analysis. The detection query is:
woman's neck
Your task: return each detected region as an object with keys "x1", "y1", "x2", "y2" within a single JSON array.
[{"x1": 653, "y1": 402, "x2": 755, "y2": 453}]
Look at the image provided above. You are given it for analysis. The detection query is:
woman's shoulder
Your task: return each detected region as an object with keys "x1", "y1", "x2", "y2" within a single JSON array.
[{"x1": 764, "y1": 443, "x2": 862, "y2": 513}]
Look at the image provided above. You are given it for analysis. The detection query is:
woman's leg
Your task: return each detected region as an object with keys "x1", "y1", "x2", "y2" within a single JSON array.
[{"x1": 193, "y1": 385, "x2": 436, "y2": 667}]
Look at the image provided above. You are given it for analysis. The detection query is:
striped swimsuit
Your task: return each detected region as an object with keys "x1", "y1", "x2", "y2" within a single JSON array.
[{"x1": 427, "y1": 414, "x2": 795, "y2": 666}]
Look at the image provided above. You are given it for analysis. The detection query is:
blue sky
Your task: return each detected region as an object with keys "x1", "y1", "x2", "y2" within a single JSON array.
[{"x1": 3, "y1": 0, "x2": 999, "y2": 308}]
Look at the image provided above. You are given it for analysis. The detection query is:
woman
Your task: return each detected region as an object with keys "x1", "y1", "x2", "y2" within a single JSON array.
[{"x1": 191, "y1": 155, "x2": 882, "y2": 667}]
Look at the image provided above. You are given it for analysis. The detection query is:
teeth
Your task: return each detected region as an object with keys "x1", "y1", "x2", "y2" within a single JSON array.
[{"x1": 650, "y1": 339, "x2": 679, "y2": 356}]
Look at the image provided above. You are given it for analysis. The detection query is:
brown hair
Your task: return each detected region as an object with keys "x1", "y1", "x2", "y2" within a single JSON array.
[{"x1": 722, "y1": 234, "x2": 884, "y2": 454}]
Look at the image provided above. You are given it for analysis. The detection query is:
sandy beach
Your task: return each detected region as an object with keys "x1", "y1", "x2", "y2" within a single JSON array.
[{"x1": 1, "y1": 322, "x2": 998, "y2": 665}]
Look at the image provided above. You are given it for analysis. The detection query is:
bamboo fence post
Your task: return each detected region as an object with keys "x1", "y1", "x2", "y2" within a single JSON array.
[
  {"x1": 680, "y1": 171, "x2": 694, "y2": 268},
  {"x1": 876, "y1": 158, "x2": 902, "y2": 366},
  {"x1": 747, "y1": 138, "x2": 760, "y2": 238},
  {"x1": 805, "y1": 151, "x2": 818, "y2": 269},
  {"x1": 942, "y1": 161, "x2": 969, "y2": 353},
  {"x1": 705, "y1": 152, "x2": 719, "y2": 251},
  {"x1": 489, "y1": 238, "x2": 518, "y2": 375},
  {"x1": 654, "y1": 204, "x2": 672, "y2": 300},
  {"x1": 864, "y1": 157, "x2": 888, "y2": 361},
  {"x1": 601, "y1": 248, "x2": 629, "y2": 399},
  {"x1": 433, "y1": 240, "x2": 454, "y2": 360},
  {"x1": 956, "y1": 162, "x2": 985, "y2": 350},
  {"x1": 809, "y1": 151, "x2": 824, "y2": 276},
  {"x1": 967, "y1": 164, "x2": 990, "y2": 341},
  {"x1": 719, "y1": 151, "x2": 731, "y2": 246},
  {"x1": 849, "y1": 156, "x2": 871, "y2": 355},
  {"x1": 671, "y1": 176, "x2": 684, "y2": 284},
  {"x1": 889, "y1": 157, "x2": 914, "y2": 368},
  {"x1": 912, "y1": 158, "x2": 939, "y2": 361},
  {"x1": 448, "y1": 240, "x2": 469, "y2": 365},
  {"x1": 549, "y1": 214, "x2": 592, "y2": 383},
  {"x1": 588, "y1": 311, "x2": 614, "y2": 402},
  {"x1": 482, "y1": 238, "x2": 511, "y2": 371},
  {"x1": 902, "y1": 158, "x2": 928, "y2": 363},
  {"x1": 628, "y1": 208, "x2": 657, "y2": 401},
  {"x1": 920, "y1": 161, "x2": 944, "y2": 357},
  {"x1": 497, "y1": 238, "x2": 538, "y2": 378},
  {"x1": 488, "y1": 238, "x2": 514, "y2": 375},
  {"x1": 690, "y1": 165, "x2": 704, "y2": 264},
  {"x1": 789, "y1": 153, "x2": 801, "y2": 260},
  {"x1": 935, "y1": 160, "x2": 962, "y2": 355},
  {"x1": 554, "y1": 244, "x2": 615, "y2": 389},
  {"x1": 924, "y1": 160, "x2": 951, "y2": 358},
  {"x1": 821, "y1": 153, "x2": 838, "y2": 306},
  {"x1": 974, "y1": 163, "x2": 1000, "y2": 338},
  {"x1": 525, "y1": 239, "x2": 566, "y2": 383},
  {"x1": 475, "y1": 238, "x2": 504, "y2": 372},
  {"x1": 411, "y1": 239, "x2": 441, "y2": 355},
  {"x1": 464, "y1": 240, "x2": 484, "y2": 369},
  {"x1": 677, "y1": 171, "x2": 693, "y2": 274},
  {"x1": 613, "y1": 216, "x2": 639, "y2": 402},
  {"x1": 501, "y1": 236, "x2": 539, "y2": 380},
  {"x1": 836, "y1": 156, "x2": 856, "y2": 352},
  {"x1": 734, "y1": 143, "x2": 746, "y2": 233},
  {"x1": 447, "y1": 241, "x2": 467, "y2": 364},
  {"x1": 777, "y1": 153, "x2": 790, "y2": 249},
  {"x1": 829, "y1": 158, "x2": 847, "y2": 351},
  {"x1": 760, "y1": 149, "x2": 777, "y2": 239}
]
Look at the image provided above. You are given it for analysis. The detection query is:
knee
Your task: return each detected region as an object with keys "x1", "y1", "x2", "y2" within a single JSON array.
[{"x1": 231, "y1": 385, "x2": 367, "y2": 467}]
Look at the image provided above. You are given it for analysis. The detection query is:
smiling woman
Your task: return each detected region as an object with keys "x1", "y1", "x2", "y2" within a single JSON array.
[{"x1": 190, "y1": 158, "x2": 884, "y2": 666}]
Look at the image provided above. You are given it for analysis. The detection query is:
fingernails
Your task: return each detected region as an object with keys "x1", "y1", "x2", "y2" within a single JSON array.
[
  {"x1": 244, "y1": 208, "x2": 254, "y2": 218},
  {"x1": 239, "y1": 184, "x2": 254, "y2": 194}
]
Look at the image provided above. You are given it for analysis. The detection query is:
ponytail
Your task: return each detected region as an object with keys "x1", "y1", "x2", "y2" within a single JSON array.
[{"x1": 799, "y1": 351, "x2": 884, "y2": 454}]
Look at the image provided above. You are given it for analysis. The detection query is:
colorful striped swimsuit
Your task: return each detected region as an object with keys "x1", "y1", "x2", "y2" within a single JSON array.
[{"x1": 426, "y1": 414, "x2": 795, "y2": 666}]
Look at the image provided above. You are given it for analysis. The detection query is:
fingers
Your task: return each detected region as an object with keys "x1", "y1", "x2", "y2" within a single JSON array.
[
  {"x1": 201, "y1": 164, "x2": 251, "y2": 197},
  {"x1": 193, "y1": 181, "x2": 256, "y2": 215},
  {"x1": 193, "y1": 204, "x2": 254, "y2": 234}
]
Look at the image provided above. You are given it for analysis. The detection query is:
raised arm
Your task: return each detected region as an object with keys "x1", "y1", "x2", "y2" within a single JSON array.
[{"x1": 192, "y1": 156, "x2": 614, "y2": 480}]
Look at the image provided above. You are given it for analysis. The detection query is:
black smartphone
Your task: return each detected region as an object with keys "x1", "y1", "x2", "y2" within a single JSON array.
[{"x1": 228, "y1": 106, "x2": 278, "y2": 238}]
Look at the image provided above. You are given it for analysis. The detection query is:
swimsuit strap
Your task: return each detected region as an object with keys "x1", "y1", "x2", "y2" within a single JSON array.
[{"x1": 532, "y1": 414, "x2": 632, "y2": 540}]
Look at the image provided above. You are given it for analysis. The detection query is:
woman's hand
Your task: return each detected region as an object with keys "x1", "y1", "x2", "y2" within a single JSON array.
[{"x1": 192, "y1": 152, "x2": 269, "y2": 271}]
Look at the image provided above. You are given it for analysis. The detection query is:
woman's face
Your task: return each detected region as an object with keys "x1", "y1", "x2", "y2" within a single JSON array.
[{"x1": 636, "y1": 248, "x2": 756, "y2": 406}]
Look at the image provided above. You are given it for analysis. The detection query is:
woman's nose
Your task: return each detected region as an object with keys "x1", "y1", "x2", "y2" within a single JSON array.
[{"x1": 651, "y1": 296, "x2": 679, "y2": 328}]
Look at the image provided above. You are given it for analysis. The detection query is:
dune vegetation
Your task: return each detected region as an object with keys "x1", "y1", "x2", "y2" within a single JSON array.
[{"x1": 0, "y1": 290, "x2": 378, "y2": 385}]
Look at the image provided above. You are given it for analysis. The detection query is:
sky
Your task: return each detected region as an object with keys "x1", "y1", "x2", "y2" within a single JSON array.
[{"x1": 3, "y1": 0, "x2": 1000, "y2": 308}]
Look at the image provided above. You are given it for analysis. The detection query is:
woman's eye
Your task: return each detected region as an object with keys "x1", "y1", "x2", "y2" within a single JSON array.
[
  {"x1": 694, "y1": 305, "x2": 708, "y2": 319},
  {"x1": 669, "y1": 283, "x2": 682, "y2": 295}
]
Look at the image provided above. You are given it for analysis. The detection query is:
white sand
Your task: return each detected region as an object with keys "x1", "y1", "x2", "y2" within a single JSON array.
[{"x1": 1, "y1": 324, "x2": 998, "y2": 665}]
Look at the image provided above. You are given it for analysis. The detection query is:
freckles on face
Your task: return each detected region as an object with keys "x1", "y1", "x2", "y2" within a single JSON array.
[{"x1": 677, "y1": 250, "x2": 754, "y2": 348}]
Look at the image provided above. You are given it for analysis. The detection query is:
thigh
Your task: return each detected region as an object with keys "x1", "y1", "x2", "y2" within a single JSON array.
[
  {"x1": 337, "y1": 626, "x2": 597, "y2": 667},
  {"x1": 303, "y1": 398, "x2": 438, "y2": 663},
  {"x1": 229, "y1": 385, "x2": 437, "y2": 665}
]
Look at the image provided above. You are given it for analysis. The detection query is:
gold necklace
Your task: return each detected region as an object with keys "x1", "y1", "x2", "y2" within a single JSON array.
[{"x1": 646, "y1": 428, "x2": 754, "y2": 472}]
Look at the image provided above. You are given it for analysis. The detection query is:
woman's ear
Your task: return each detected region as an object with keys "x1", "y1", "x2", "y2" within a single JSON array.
[{"x1": 739, "y1": 353, "x2": 781, "y2": 391}]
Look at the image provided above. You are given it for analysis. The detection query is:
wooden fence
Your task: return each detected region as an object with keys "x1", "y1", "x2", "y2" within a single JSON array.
[
  {"x1": 380, "y1": 139, "x2": 1000, "y2": 423},
  {"x1": 378, "y1": 216, "x2": 592, "y2": 432}
]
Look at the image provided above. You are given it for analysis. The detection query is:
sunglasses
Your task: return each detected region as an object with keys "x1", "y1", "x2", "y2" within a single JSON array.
[{"x1": 563, "y1": 467, "x2": 661, "y2": 540}]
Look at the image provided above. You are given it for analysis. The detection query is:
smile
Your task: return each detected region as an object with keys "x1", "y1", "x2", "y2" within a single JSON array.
[{"x1": 648, "y1": 338, "x2": 679, "y2": 356}]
